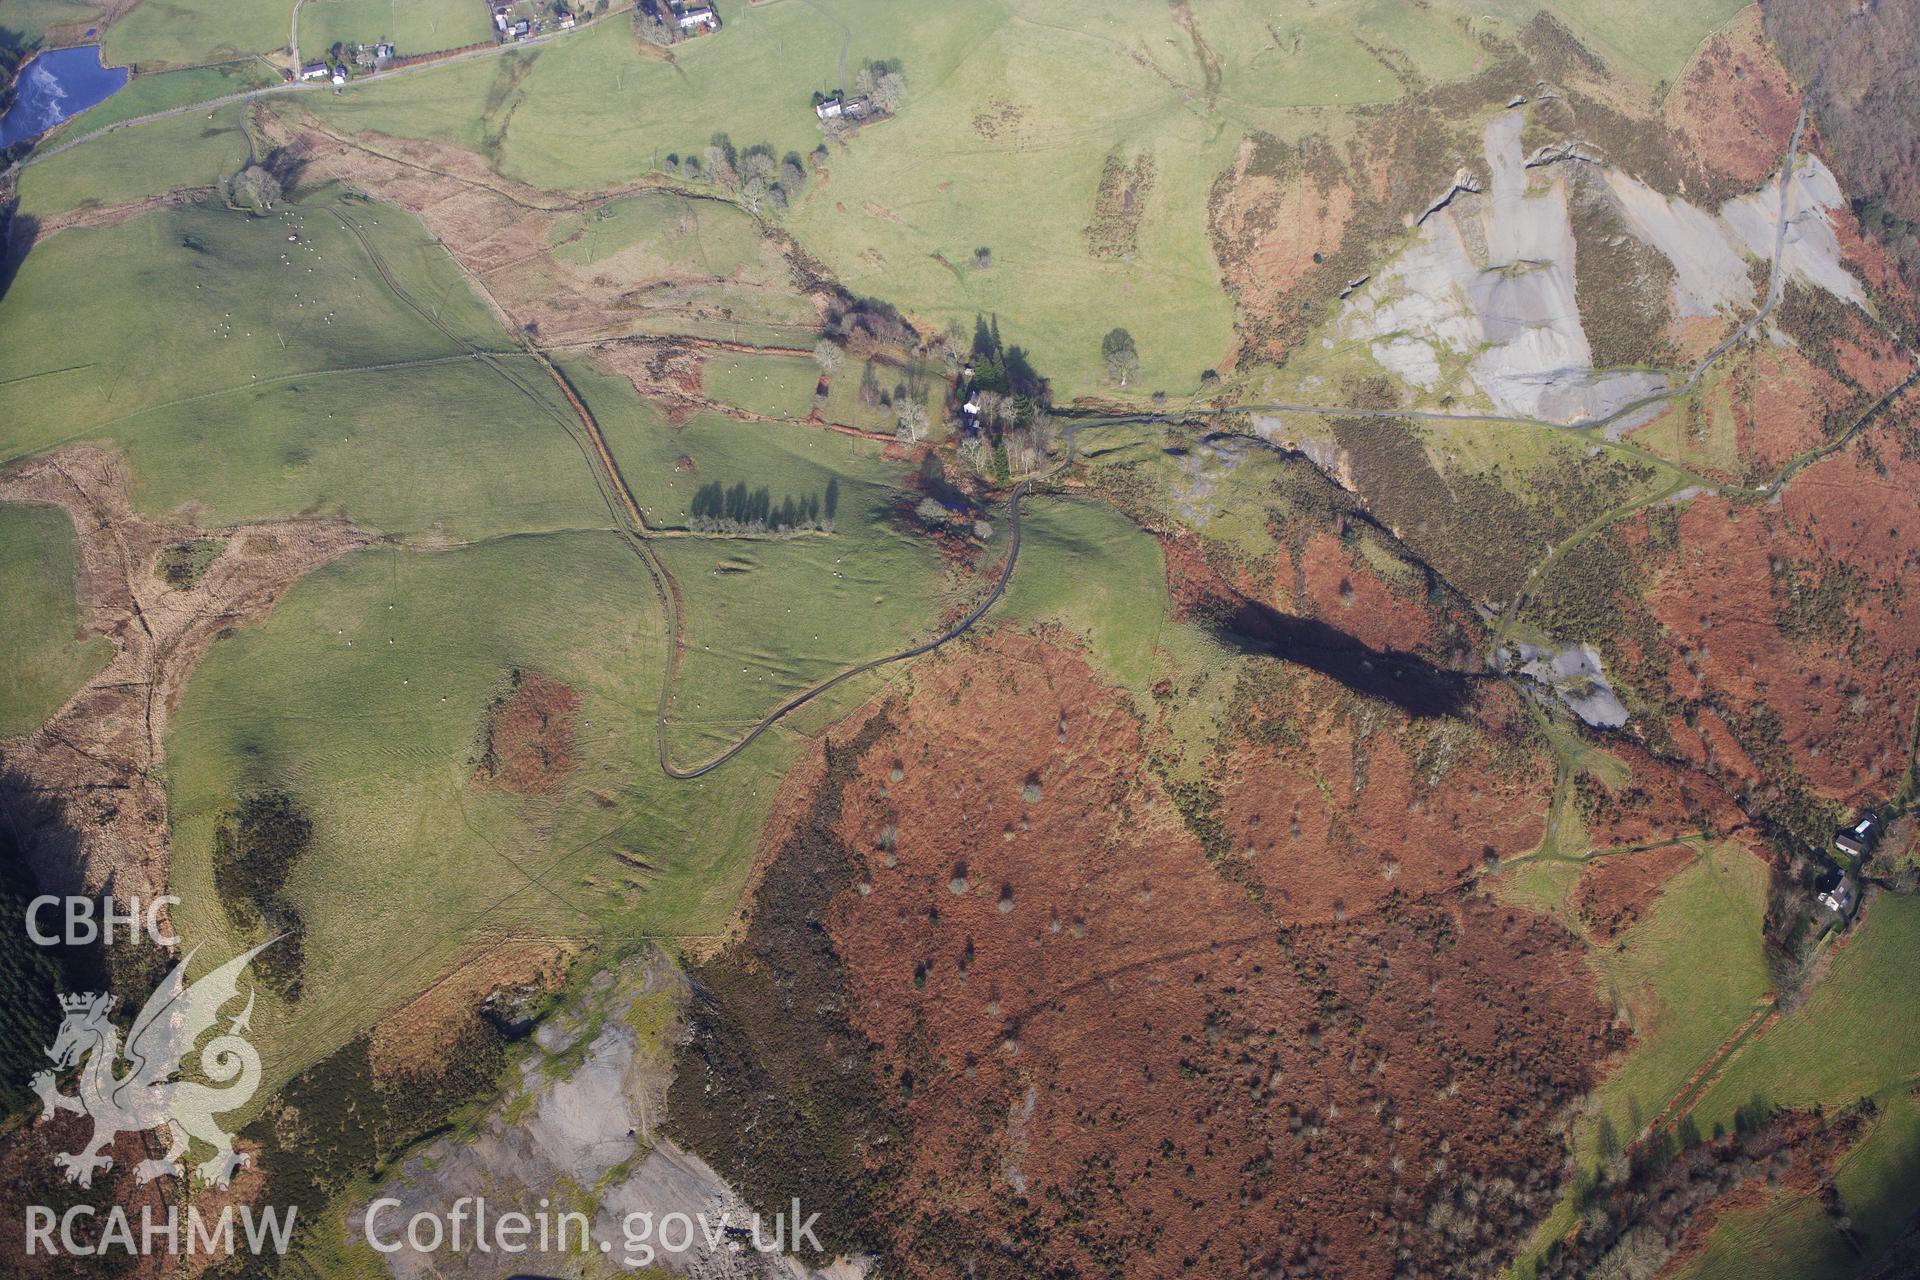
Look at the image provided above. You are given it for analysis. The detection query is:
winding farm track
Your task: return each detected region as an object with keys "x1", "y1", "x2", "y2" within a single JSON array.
[
  {"x1": 8, "y1": 26, "x2": 1912, "y2": 789},
  {"x1": 317, "y1": 201, "x2": 1033, "y2": 780},
  {"x1": 659, "y1": 481, "x2": 1030, "y2": 779}
]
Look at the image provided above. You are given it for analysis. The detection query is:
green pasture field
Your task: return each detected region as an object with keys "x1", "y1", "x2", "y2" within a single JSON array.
[
  {"x1": 1505, "y1": 838, "x2": 1772, "y2": 1271},
  {"x1": 566, "y1": 360, "x2": 955, "y2": 761},
  {"x1": 299, "y1": 0, "x2": 493, "y2": 58},
  {"x1": 3, "y1": 0, "x2": 116, "y2": 45},
  {"x1": 0, "y1": 190, "x2": 507, "y2": 462},
  {"x1": 295, "y1": 1, "x2": 1241, "y2": 396},
  {"x1": 15, "y1": 102, "x2": 252, "y2": 220},
  {"x1": 698, "y1": 349, "x2": 821, "y2": 419},
  {"x1": 1669, "y1": 894, "x2": 1920, "y2": 1279},
  {"x1": 102, "y1": 0, "x2": 295, "y2": 71},
  {"x1": 45, "y1": 58, "x2": 282, "y2": 139},
  {"x1": 297, "y1": 2, "x2": 992, "y2": 182},
  {"x1": 0, "y1": 503, "x2": 111, "y2": 736},
  {"x1": 569, "y1": 360, "x2": 896, "y2": 527},
  {"x1": 997, "y1": 493, "x2": 1170, "y2": 690},
  {"x1": 654, "y1": 527, "x2": 952, "y2": 764},
  {"x1": 164, "y1": 529, "x2": 797, "y2": 1091},
  {"x1": 1578, "y1": 841, "x2": 1772, "y2": 1158},
  {"x1": 101, "y1": 355, "x2": 616, "y2": 540},
  {"x1": 0, "y1": 190, "x2": 619, "y2": 542},
  {"x1": 1696, "y1": 894, "x2": 1920, "y2": 1130},
  {"x1": 783, "y1": 15, "x2": 1238, "y2": 400}
]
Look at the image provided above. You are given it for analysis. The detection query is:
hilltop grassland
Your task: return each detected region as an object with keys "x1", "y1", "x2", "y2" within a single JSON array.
[
  {"x1": 101, "y1": 0, "x2": 297, "y2": 71},
  {"x1": 0, "y1": 503, "x2": 112, "y2": 736},
  {"x1": 162, "y1": 528, "x2": 799, "y2": 1091},
  {"x1": 0, "y1": 190, "x2": 603, "y2": 538}
]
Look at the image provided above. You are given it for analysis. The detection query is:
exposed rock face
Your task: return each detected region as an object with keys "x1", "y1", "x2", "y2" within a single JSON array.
[
  {"x1": 1340, "y1": 111, "x2": 1671, "y2": 424},
  {"x1": 1335, "y1": 99, "x2": 1870, "y2": 428},
  {"x1": 350, "y1": 951, "x2": 863, "y2": 1280}
]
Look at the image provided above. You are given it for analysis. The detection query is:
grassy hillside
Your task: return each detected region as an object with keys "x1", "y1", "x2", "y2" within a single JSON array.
[
  {"x1": 1675, "y1": 895, "x2": 1920, "y2": 1278},
  {"x1": 299, "y1": 0, "x2": 492, "y2": 58},
  {"x1": 998, "y1": 493, "x2": 1172, "y2": 690},
  {"x1": 164, "y1": 529, "x2": 798, "y2": 1090},
  {"x1": 0, "y1": 191, "x2": 616, "y2": 540},
  {"x1": 0, "y1": 503, "x2": 111, "y2": 736},
  {"x1": 102, "y1": 0, "x2": 296, "y2": 71},
  {"x1": 2, "y1": 0, "x2": 115, "y2": 45},
  {"x1": 16, "y1": 103, "x2": 253, "y2": 220}
]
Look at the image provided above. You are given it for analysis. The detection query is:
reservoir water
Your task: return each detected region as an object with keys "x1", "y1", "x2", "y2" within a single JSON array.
[{"x1": 0, "y1": 46, "x2": 129, "y2": 149}]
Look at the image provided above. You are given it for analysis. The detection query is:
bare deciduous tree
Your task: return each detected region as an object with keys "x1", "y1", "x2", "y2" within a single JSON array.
[
  {"x1": 895, "y1": 397, "x2": 929, "y2": 443},
  {"x1": 1102, "y1": 327, "x2": 1141, "y2": 386}
]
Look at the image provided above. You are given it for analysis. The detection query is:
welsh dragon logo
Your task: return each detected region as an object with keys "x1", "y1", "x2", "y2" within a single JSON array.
[{"x1": 31, "y1": 941, "x2": 273, "y2": 1189}]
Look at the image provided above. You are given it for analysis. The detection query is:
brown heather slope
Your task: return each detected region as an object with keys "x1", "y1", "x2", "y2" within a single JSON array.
[
  {"x1": 1664, "y1": 5, "x2": 1803, "y2": 192},
  {"x1": 1639, "y1": 436, "x2": 1920, "y2": 810},
  {"x1": 831, "y1": 633, "x2": 1615, "y2": 1278},
  {"x1": 675, "y1": 629, "x2": 1619, "y2": 1279}
]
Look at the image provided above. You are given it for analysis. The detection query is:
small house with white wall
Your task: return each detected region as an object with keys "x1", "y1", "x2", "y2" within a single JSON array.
[{"x1": 1836, "y1": 813, "x2": 1881, "y2": 859}]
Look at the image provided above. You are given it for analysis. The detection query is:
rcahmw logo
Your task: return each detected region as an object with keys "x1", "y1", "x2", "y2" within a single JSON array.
[{"x1": 22, "y1": 939, "x2": 299, "y2": 1259}]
